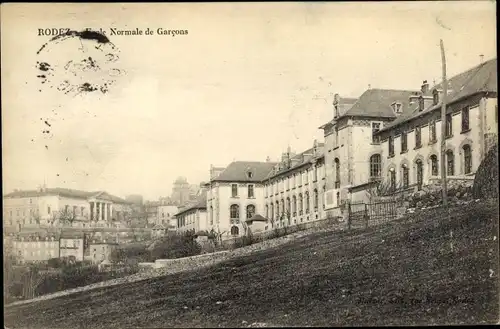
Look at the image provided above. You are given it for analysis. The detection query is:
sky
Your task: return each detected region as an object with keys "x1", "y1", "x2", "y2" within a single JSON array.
[{"x1": 1, "y1": 2, "x2": 496, "y2": 201}]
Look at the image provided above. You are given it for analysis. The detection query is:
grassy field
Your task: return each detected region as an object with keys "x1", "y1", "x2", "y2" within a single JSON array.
[{"x1": 4, "y1": 199, "x2": 499, "y2": 328}]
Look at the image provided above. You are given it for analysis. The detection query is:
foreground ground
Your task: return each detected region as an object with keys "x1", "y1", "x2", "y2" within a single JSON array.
[{"x1": 5, "y1": 200, "x2": 499, "y2": 328}]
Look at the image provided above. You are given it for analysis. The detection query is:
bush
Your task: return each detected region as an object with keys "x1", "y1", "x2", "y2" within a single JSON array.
[
  {"x1": 149, "y1": 231, "x2": 202, "y2": 260},
  {"x1": 47, "y1": 258, "x2": 62, "y2": 268},
  {"x1": 111, "y1": 244, "x2": 151, "y2": 263},
  {"x1": 473, "y1": 146, "x2": 499, "y2": 199}
]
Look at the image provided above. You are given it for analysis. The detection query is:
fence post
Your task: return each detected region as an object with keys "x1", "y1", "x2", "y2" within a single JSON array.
[
  {"x1": 347, "y1": 201, "x2": 352, "y2": 230},
  {"x1": 364, "y1": 204, "x2": 369, "y2": 229}
]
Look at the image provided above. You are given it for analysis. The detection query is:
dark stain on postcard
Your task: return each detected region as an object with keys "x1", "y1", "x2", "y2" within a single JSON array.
[{"x1": 36, "y1": 29, "x2": 125, "y2": 96}]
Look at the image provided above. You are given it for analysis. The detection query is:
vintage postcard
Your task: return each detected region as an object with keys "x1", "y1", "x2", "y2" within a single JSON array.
[{"x1": 2, "y1": 2, "x2": 498, "y2": 328}]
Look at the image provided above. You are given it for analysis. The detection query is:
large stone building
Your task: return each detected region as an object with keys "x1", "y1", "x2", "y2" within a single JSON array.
[
  {"x1": 318, "y1": 57, "x2": 497, "y2": 204},
  {"x1": 263, "y1": 141, "x2": 327, "y2": 228},
  {"x1": 206, "y1": 160, "x2": 277, "y2": 237},
  {"x1": 201, "y1": 57, "x2": 497, "y2": 238},
  {"x1": 2, "y1": 187, "x2": 133, "y2": 230},
  {"x1": 373, "y1": 57, "x2": 497, "y2": 194},
  {"x1": 175, "y1": 190, "x2": 208, "y2": 233},
  {"x1": 319, "y1": 89, "x2": 417, "y2": 208},
  {"x1": 9, "y1": 233, "x2": 60, "y2": 263}
]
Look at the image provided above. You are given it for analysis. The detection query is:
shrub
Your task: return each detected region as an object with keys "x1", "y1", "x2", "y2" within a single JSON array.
[
  {"x1": 149, "y1": 231, "x2": 202, "y2": 260},
  {"x1": 111, "y1": 243, "x2": 151, "y2": 263},
  {"x1": 47, "y1": 258, "x2": 62, "y2": 268},
  {"x1": 473, "y1": 146, "x2": 499, "y2": 200}
]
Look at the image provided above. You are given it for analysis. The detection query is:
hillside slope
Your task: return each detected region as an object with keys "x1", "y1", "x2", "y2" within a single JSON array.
[{"x1": 4, "y1": 200, "x2": 499, "y2": 328}]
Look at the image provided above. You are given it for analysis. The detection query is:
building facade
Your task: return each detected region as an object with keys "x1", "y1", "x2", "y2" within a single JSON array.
[
  {"x1": 3, "y1": 188, "x2": 133, "y2": 230},
  {"x1": 263, "y1": 141, "x2": 327, "y2": 228},
  {"x1": 175, "y1": 191, "x2": 208, "y2": 233},
  {"x1": 206, "y1": 161, "x2": 277, "y2": 237},
  {"x1": 157, "y1": 205, "x2": 178, "y2": 227},
  {"x1": 10, "y1": 234, "x2": 60, "y2": 263},
  {"x1": 88, "y1": 240, "x2": 118, "y2": 264},
  {"x1": 372, "y1": 58, "x2": 497, "y2": 194},
  {"x1": 320, "y1": 89, "x2": 417, "y2": 209},
  {"x1": 59, "y1": 233, "x2": 85, "y2": 261}
]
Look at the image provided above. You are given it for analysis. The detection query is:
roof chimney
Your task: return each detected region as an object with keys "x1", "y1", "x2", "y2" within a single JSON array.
[
  {"x1": 368, "y1": 84, "x2": 371, "y2": 90},
  {"x1": 421, "y1": 80, "x2": 429, "y2": 94},
  {"x1": 265, "y1": 156, "x2": 271, "y2": 162},
  {"x1": 479, "y1": 54, "x2": 484, "y2": 64}
]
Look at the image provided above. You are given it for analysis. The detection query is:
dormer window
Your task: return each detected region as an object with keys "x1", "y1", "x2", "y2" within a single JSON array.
[
  {"x1": 246, "y1": 169, "x2": 253, "y2": 179},
  {"x1": 432, "y1": 89, "x2": 439, "y2": 105},
  {"x1": 418, "y1": 96, "x2": 424, "y2": 112},
  {"x1": 391, "y1": 102, "x2": 402, "y2": 113}
]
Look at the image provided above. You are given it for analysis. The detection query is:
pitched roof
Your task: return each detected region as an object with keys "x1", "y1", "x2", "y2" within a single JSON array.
[
  {"x1": 211, "y1": 161, "x2": 278, "y2": 183},
  {"x1": 381, "y1": 57, "x2": 497, "y2": 132},
  {"x1": 265, "y1": 143, "x2": 325, "y2": 180},
  {"x1": 3, "y1": 188, "x2": 130, "y2": 204},
  {"x1": 174, "y1": 190, "x2": 207, "y2": 216},
  {"x1": 340, "y1": 88, "x2": 417, "y2": 119}
]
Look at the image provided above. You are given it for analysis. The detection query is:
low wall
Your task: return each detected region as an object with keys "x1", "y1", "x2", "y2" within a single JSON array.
[{"x1": 153, "y1": 250, "x2": 230, "y2": 270}]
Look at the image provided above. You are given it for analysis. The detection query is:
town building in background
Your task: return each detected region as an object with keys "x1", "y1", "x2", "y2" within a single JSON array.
[
  {"x1": 59, "y1": 233, "x2": 85, "y2": 262},
  {"x1": 87, "y1": 239, "x2": 118, "y2": 264},
  {"x1": 157, "y1": 204, "x2": 178, "y2": 227},
  {"x1": 170, "y1": 176, "x2": 199, "y2": 206},
  {"x1": 10, "y1": 233, "x2": 60, "y2": 263},
  {"x1": 3, "y1": 187, "x2": 133, "y2": 231}
]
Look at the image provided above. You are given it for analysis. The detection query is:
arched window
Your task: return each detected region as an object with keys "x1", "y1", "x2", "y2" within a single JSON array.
[
  {"x1": 275, "y1": 201, "x2": 280, "y2": 218},
  {"x1": 402, "y1": 164, "x2": 409, "y2": 188},
  {"x1": 370, "y1": 154, "x2": 382, "y2": 180},
  {"x1": 463, "y1": 145, "x2": 472, "y2": 174},
  {"x1": 416, "y1": 159, "x2": 424, "y2": 191},
  {"x1": 292, "y1": 195, "x2": 297, "y2": 215},
  {"x1": 246, "y1": 205, "x2": 256, "y2": 219},
  {"x1": 313, "y1": 189, "x2": 319, "y2": 211},
  {"x1": 270, "y1": 203, "x2": 274, "y2": 219},
  {"x1": 230, "y1": 226, "x2": 239, "y2": 236},
  {"x1": 298, "y1": 193, "x2": 303, "y2": 215},
  {"x1": 305, "y1": 192, "x2": 310, "y2": 214},
  {"x1": 281, "y1": 199, "x2": 285, "y2": 215},
  {"x1": 430, "y1": 155, "x2": 439, "y2": 176},
  {"x1": 446, "y1": 150, "x2": 454, "y2": 176},
  {"x1": 265, "y1": 204, "x2": 269, "y2": 218},
  {"x1": 230, "y1": 204, "x2": 239, "y2": 219},
  {"x1": 389, "y1": 168, "x2": 396, "y2": 192},
  {"x1": 334, "y1": 158, "x2": 340, "y2": 188},
  {"x1": 210, "y1": 206, "x2": 214, "y2": 225},
  {"x1": 286, "y1": 197, "x2": 291, "y2": 215}
]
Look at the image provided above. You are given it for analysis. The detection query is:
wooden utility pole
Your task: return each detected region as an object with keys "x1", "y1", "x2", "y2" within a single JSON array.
[{"x1": 440, "y1": 39, "x2": 448, "y2": 207}]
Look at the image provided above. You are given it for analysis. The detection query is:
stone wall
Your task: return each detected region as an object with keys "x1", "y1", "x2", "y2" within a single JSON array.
[
  {"x1": 405, "y1": 178, "x2": 474, "y2": 211},
  {"x1": 154, "y1": 250, "x2": 230, "y2": 270}
]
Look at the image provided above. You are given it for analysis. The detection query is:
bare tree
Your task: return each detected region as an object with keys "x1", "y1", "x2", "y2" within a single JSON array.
[
  {"x1": 31, "y1": 211, "x2": 42, "y2": 226},
  {"x1": 21, "y1": 266, "x2": 48, "y2": 300},
  {"x1": 58, "y1": 207, "x2": 78, "y2": 226}
]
